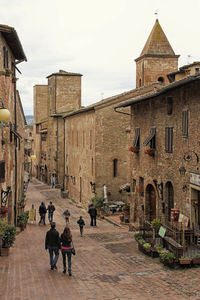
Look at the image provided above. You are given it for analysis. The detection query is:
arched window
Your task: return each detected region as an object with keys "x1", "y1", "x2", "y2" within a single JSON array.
[{"x1": 158, "y1": 76, "x2": 165, "y2": 84}]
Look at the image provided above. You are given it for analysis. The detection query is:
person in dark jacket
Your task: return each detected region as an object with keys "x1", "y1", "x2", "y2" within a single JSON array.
[
  {"x1": 77, "y1": 216, "x2": 85, "y2": 236},
  {"x1": 39, "y1": 202, "x2": 47, "y2": 225},
  {"x1": 45, "y1": 222, "x2": 60, "y2": 270},
  {"x1": 60, "y1": 226, "x2": 73, "y2": 276},
  {"x1": 47, "y1": 201, "x2": 55, "y2": 223},
  {"x1": 88, "y1": 204, "x2": 97, "y2": 226}
]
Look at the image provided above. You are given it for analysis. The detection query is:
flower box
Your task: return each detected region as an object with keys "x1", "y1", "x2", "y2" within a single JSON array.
[
  {"x1": 129, "y1": 146, "x2": 139, "y2": 153},
  {"x1": 1, "y1": 247, "x2": 10, "y2": 256},
  {"x1": 144, "y1": 149, "x2": 155, "y2": 157},
  {"x1": 179, "y1": 258, "x2": 192, "y2": 265},
  {"x1": 193, "y1": 258, "x2": 200, "y2": 265}
]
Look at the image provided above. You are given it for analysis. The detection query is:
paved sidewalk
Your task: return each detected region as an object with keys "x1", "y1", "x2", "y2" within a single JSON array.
[{"x1": 0, "y1": 178, "x2": 200, "y2": 300}]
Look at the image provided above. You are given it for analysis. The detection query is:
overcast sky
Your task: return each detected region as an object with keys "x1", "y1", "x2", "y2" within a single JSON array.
[{"x1": 1, "y1": 0, "x2": 200, "y2": 114}]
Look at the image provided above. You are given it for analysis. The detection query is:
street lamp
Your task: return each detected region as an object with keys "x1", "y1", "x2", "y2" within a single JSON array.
[
  {"x1": 30, "y1": 155, "x2": 36, "y2": 179},
  {"x1": 0, "y1": 97, "x2": 10, "y2": 122}
]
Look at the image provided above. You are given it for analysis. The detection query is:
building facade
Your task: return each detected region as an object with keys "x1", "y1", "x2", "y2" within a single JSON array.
[
  {"x1": 0, "y1": 24, "x2": 27, "y2": 225},
  {"x1": 116, "y1": 75, "x2": 200, "y2": 229}
]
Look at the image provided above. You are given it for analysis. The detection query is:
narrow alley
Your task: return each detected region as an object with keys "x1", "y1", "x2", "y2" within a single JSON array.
[{"x1": 0, "y1": 179, "x2": 200, "y2": 300}]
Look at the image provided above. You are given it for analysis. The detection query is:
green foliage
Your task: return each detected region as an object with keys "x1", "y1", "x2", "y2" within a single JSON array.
[
  {"x1": 17, "y1": 211, "x2": 29, "y2": 226},
  {"x1": 151, "y1": 218, "x2": 161, "y2": 230},
  {"x1": 160, "y1": 249, "x2": 175, "y2": 260},
  {"x1": 137, "y1": 238, "x2": 146, "y2": 244},
  {"x1": 91, "y1": 196, "x2": 104, "y2": 209},
  {"x1": 194, "y1": 253, "x2": 200, "y2": 259},
  {"x1": 2, "y1": 223, "x2": 16, "y2": 248},
  {"x1": 134, "y1": 233, "x2": 142, "y2": 239},
  {"x1": 143, "y1": 243, "x2": 151, "y2": 249},
  {"x1": 154, "y1": 244, "x2": 164, "y2": 253},
  {"x1": 0, "y1": 218, "x2": 6, "y2": 239}
]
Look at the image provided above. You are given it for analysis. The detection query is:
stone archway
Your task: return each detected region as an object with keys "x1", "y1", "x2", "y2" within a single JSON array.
[
  {"x1": 165, "y1": 181, "x2": 174, "y2": 221},
  {"x1": 145, "y1": 184, "x2": 156, "y2": 221}
]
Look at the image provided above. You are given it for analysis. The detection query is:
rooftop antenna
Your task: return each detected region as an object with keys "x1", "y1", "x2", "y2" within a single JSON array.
[
  {"x1": 154, "y1": 9, "x2": 159, "y2": 19},
  {"x1": 187, "y1": 55, "x2": 192, "y2": 64}
]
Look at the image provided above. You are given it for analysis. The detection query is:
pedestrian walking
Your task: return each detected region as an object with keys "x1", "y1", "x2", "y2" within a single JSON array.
[
  {"x1": 63, "y1": 209, "x2": 70, "y2": 223},
  {"x1": 38, "y1": 202, "x2": 47, "y2": 225},
  {"x1": 51, "y1": 173, "x2": 56, "y2": 188},
  {"x1": 77, "y1": 216, "x2": 85, "y2": 236},
  {"x1": 47, "y1": 201, "x2": 55, "y2": 223},
  {"x1": 60, "y1": 226, "x2": 73, "y2": 276},
  {"x1": 45, "y1": 222, "x2": 60, "y2": 270},
  {"x1": 88, "y1": 204, "x2": 97, "y2": 226}
]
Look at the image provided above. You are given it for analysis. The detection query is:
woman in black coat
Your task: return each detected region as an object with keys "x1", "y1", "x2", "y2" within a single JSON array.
[{"x1": 60, "y1": 226, "x2": 73, "y2": 276}]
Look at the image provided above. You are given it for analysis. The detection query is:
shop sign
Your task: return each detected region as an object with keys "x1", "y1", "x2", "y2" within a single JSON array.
[
  {"x1": 158, "y1": 226, "x2": 166, "y2": 238},
  {"x1": 190, "y1": 172, "x2": 200, "y2": 187}
]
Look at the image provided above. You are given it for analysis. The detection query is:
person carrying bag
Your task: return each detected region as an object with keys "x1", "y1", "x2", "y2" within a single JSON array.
[{"x1": 60, "y1": 226, "x2": 74, "y2": 276}]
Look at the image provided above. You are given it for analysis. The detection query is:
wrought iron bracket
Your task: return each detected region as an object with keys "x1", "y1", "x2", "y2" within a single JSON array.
[{"x1": 1, "y1": 186, "x2": 11, "y2": 206}]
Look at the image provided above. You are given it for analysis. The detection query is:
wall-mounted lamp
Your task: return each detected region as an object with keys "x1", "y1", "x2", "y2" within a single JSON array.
[
  {"x1": 179, "y1": 166, "x2": 186, "y2": 175},
  {"x1": 0, "y1": 97, "x2": 10, "y2": 122},
  {"x1": 1, "y1": 186, "x2": 11, "y2": 206}
]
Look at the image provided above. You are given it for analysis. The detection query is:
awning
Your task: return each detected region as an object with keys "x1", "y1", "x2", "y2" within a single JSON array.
[{"x1": 142, "y1": 128, "x2": 156, "y2": 146}]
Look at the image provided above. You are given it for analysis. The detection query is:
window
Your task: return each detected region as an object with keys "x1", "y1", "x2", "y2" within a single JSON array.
[
  {"x1": 139, "y1": 177, "x2": 144, "y2": 197},
  {"x1": 167, "y1": 97, "x2": 173, "y2": 115},
  {"x1": 133, "y1": 128, "x2": 140, "y2": 148},
  {"x1": 195, "y1": 68, "x2": 199, "y2": 75},
  {"x1": 0, "y1": 161, "x2": 5, "y2": 183},
  {"x1": 142, "y1": 128, "x2": 156, "y2": 149},
  {"x1": 113, "y1": 159, "x2": 118, "y2": 177},
  {"x1": 182, "y1": 110, "x2": 188, "y2": 137},
  {"x1": 165, "y1": 127, "x2": 173, "y2": 153},
  {"x1": 41, "y1": 136, "x2": 46, "y2": 141},
  {"x1": 29, "y1": 132, "x2": 32, "y2": 137},
  {"x1": 3, "y1": 46, "x2": 8, "y2": 69},
  {"x1": 158, "y1": 76, "x2": 164, "y2": 84}
]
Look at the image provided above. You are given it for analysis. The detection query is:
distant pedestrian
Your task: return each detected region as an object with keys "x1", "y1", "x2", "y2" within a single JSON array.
[
  {"x1": 88, "y1": 204, "x2": 97, "y2": 226},
  {"x1": 51, "y1": 174, "x2": 56, "y2": 188},
  {"x1": 60, "y1": 226, "x2": 73, "y2": 276},
  {"x1": 29, "y1": 204, "x2": 36, "y2": 224},
  {"x1": 39, "y1": 202, "x2": 47, "y2": 225},
  {"x1": 45, "y1": 222, "x2": 60, "y2": 270},
  {"x1": 77, "y1": 216, "x2": 85, "y2": 236},
  {"x1": 63, "y1": 209, "x2": 70, "y2": 223},
  {"x1": 47, "y1": 201, "x2": 55, "y2": 223}
]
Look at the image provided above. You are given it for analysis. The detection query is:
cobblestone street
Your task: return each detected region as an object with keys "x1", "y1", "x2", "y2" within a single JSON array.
[{"x1": 1, "y1": 179, "x2": 200, "y2": 300}]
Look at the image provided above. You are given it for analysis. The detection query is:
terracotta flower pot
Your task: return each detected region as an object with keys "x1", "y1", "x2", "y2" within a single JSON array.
[{"x1": 1, "y1": 247, "x2": 10, "y2": 256}]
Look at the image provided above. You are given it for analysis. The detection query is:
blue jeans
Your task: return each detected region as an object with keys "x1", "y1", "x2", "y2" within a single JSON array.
[
  {"x1": 48, "y1": 213, "x2": 53, "y2": 223},
  {"x1": 48, "y1": 247, "x2": 59, "y2": 268},
  {"x1": 62, "y1": 249, "x2": 72, "y2": 272}
]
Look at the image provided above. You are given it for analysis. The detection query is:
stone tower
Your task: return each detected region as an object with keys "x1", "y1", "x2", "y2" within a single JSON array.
[{"x1": 135, "y1": 19, "x2": 179, "y2": 88}]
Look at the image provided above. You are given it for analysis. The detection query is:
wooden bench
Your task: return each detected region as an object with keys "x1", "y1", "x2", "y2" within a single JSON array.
[{"x1": 163, "y1": 236, "x2": 183, "y2": 259}]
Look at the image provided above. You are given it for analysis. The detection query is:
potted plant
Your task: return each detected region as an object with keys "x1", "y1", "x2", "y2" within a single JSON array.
[
  {"x1": 0, "y1": 206, "x2": 8, "y2": 218},
  {"x1": 179, "y1": 256, "x2": 192, "y2": 266},
  {"x1": 1, "y1": 223, "x2": 16, "y2": 256},
  {"x1": 154, "y1": 244, "x2": 164, "y2": 255},
  {"x1": 160, "y1": 250, "x2": 175, "y2": 265},
  {"x1": 144, "y1": 149, "x2": 155, "y2": 157},
  {"x1": 143, "y1": 242, "x2": 151, "y2": 253},
  {"x1": 129, "y1": 146, "x2": 139, "y2": 153},
  {"x1": 17, "y1": 213, "x2": 27, "y2": 231},
  {"x1": 192, "y1": 253, "x2": 200, "y2": 265}
]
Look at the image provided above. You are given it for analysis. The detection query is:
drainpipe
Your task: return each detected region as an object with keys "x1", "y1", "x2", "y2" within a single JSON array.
[{"x1": 63, "y1": 118, "x2": 65, "y2": 190}]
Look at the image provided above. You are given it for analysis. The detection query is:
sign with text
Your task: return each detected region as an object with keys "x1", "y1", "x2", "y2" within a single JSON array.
[
  {"x1": 158, "y1": 226, "x2": 166, "y2": 238},
  {"x1": 190, "y1": 172, "x2": 200, "y2": 187}
]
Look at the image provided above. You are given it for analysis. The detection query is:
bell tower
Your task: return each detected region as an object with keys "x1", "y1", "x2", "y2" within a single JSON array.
[{"x1": 135, "y1": 19, "x2": 179, "y2": 88}]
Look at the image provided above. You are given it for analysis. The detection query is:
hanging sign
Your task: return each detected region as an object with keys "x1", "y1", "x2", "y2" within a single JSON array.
[
  {"x1": 158, "y1": 226, "x2": 166, "y2": 238},
  {"x1": 190, "y1": 172, "x2": 200, "y2": 187}
]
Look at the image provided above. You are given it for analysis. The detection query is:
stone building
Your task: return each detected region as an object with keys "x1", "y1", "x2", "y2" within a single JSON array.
[
  {"x1": 115, "y1": 75, "x2": 200, "y2": 230},
  {"x1": 33, "y1": 71, "x2": 82, "y2": 185},
  {"x1": 0, "y1": 24, "x2": 27, "y2": 225},
  {"x1": 24, "y1": 125, "x2": 33, "y2": 173},
  {"x1": 135, "y1": 19, "x2": 179, "y2": 88},
  {"x1": 33, "y1": 19, "x2": 179, "y2": 209}
]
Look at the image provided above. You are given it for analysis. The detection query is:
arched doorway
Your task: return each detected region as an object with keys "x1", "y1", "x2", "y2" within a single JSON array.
[
  {"x1": 145, "y1": 184, "x2": 156, "y2": 221},
  {"x1": 165, "y1": 181, "x2": 174, "y2": 221}
]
